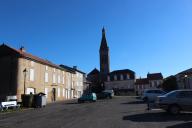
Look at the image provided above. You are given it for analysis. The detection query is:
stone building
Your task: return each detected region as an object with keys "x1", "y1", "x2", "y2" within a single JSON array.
[
  {"x1": 105, "y1": 69, "x2": 135, "y2": 94},
  {"x1": 175, "y1": 68, "x2": 192, "y2": 89},
  {"x1": 135, "y1": 73, "x2": 163, "y2": 95},
  {"x1": 0, "y1": 44, "x2": 85, "y2": 102},
  {"x1": 135, "y1": 78, "x2": 149, "y2": 95}
]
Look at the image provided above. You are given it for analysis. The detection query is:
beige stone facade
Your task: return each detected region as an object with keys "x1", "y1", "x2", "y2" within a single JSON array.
[
  {"x1": 0, "y1": 44, "x2": 85, "y2": 103},
  {"x1": 16, "y1": 58, "x2": 68, "y2": 102}
]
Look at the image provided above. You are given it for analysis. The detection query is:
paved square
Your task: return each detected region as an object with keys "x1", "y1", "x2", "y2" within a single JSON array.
[{"x1": 0, "y1": 97, "x2": 192, "y2": 128}]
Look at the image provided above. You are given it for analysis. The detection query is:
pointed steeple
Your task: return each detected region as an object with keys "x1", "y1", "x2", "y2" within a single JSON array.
[
  {"x1": 102, "y1": 27, "x2": 105, "y2": 36},
  {"x1": 99, "y1": 27, "x2": 110, "y2": 82},
  {"x1": 100, "y1": 27, "x2": 108, "y2": 50}
]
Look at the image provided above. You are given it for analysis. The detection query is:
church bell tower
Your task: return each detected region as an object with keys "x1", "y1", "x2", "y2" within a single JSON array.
[{"x1": 100, "y1": 27, "x2": 110, "y2": 82}]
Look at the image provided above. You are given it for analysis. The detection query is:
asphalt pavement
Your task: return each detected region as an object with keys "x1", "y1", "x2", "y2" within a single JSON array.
[{"x1": 0, "y1": 96, "x2": 192, "y2": 128}]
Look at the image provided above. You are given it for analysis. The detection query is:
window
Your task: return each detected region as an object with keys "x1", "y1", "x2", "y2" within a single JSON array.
[
  {"x1": 45, "y1": 66, "x2": 48, "y2": 71},
  {"x1": 58, "y1": 88, "x2": 60, "y2": 97},
  {"x1": 31, "y1": 61, "x2": 34, "y2": 67},
  {"x1": 63, "y1": 88, "x2": 65, "y2": 97},
  {"x1": 114, "y1": 75, "x2": 117, "y2": 81},
  {"x1": 62, "y1": 76, "x2": 65, "y2": 84},
  {"x1": 120, "y1": 74, "x2": 124, "y2": 80},
  {"x1": 58, "y1": 75, "x2": 60, "y2": 84},
  {"x1": 127, "y1": 74, "x2": 130, "y2": 79},
  {"x1": 45, "y1": 88, "x2": 48, "y2": 98},
  {"x1": 29, "y1": 69, "x2": 35, "y2": 81},
  {"x1": 53, "y1": 74, "x2": 56, "y2": 83},
  {"x1": 45, "y1": 72, "x2": 48, "y2": 82},
  {"x1": 72, "y1": 81, "x2": 75, "y2": 88},
  {"x1": 177, "y1": 91, "x2": 192, "y2": 98}
]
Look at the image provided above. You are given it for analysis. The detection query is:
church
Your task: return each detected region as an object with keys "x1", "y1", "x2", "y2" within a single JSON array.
[{"x1": 87, "y1": 28, "x2": 135, "y2": 95}]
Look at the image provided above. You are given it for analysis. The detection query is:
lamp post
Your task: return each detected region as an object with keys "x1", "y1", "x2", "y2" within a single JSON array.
[{"x1": 23, "y1": 68, "x2": 27, "y2": 94}]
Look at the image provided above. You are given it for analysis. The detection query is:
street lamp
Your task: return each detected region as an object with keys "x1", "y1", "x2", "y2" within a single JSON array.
[
  {"x1": 184, "y1": 75, "x2": 188, "y2": 89},
  {"x1": 23, "y1": 68, "x2": 27, "y2": 94}
]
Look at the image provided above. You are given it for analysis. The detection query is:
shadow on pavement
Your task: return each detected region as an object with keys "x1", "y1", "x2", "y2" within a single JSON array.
[
  {"x1": 166, "y1": 122, "x2": 192, "y2": 128},
  {"x1": 123, "y1": 112, "x2": 192, "y2": 122},
  {"x1": 121, "y1": 100, "x2": 145, "y2": 105},
  {"x1": 64, "y1": 102, "x2": 78, "y2": 105}
]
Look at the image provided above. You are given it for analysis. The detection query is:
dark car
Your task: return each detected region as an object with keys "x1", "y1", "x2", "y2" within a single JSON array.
[
  {"x1": 78, "y1": 93, "x2": 97, "y2": 103},
  {"x1": 96, "y1": 92, "x2": 112, "y2": 99}
]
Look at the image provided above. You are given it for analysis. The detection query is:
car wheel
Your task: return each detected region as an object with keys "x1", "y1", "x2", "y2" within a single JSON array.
[{"x1": 168, "y1": 105, "x2": 180, "y2": 115}]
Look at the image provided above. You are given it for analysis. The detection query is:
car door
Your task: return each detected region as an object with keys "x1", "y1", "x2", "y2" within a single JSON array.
[
  {"x1": 176, "y1": 91, "x2": 192, "y2": 111},
  {"x1": 182, "y1": 91, "x2": 192, "y2": 111},
  {"x1": 153, "y1": 90, "x2": 162, "y2": 101}
]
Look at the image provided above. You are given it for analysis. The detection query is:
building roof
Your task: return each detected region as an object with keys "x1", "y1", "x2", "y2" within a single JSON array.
[
  {"x1": 177, "y1": 68, "x2": 192, "y2": 76},
  {"x1": 109, "y1": 69, "x2": 135, "y2": 79},
  {"x1": 59, "y1": 65, "x2": 85, "y2": 74},
  {"x1": 0, "y1": 44, "x2": 71, "y2": 72},
  {"x1": 110, "y1": 69, "x2": 135, "y2": 75},
  {"x1": 59, "y1": 65, "x2": 75, "y2": 73},
  {"x1": 87, "y1": 68, "x2": 100, "y2": 76},
  {"x1": 147, "y1": 73, "x2": 163, "y2": 80},
  {"x1": 135, "y1": 78, "x2": 149, "y2": 85}
]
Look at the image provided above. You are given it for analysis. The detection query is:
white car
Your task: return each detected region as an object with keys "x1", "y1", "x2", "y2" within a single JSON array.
[{"x1": 142, "y1": 89, "x2": 166, "y2": 102}]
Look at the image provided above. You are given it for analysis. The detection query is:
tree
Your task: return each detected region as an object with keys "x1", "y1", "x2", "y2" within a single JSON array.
[{"x1": 162, "y1": 75, "x2": 178, "y2": 92}]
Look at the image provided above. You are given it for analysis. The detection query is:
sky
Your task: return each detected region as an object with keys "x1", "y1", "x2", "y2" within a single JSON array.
[{"x1": 0, "y1": 0, "x2": 192, "y2": 78}]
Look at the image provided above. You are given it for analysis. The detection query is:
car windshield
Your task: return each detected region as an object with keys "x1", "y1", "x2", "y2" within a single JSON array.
[{"x1": 163, "y1": 90, "x2": 177, "y2": 97}]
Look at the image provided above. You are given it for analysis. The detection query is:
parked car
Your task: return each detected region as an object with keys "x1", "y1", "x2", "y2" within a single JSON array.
[
  {"x1": 97, "y1": 92, "x2": 112, "y2": 99},
  {"x1": 103, "y1": 90, "x2": 114, "y2": 97},
  {"x1": 142, "y1": 89, "x2": 166, "y2": 102},
  {"x1": 156, "y1": 90, "x2": 192, "y2": 114},
  {"x1": 78, "y1": 93, "x2": 97, "y2": 103}
]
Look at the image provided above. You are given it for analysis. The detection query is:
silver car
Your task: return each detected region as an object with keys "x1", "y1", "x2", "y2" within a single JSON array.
[
  {"x1": 156, "y1": 90, "x2": 192, "y2": 114},
  {"x1": 142, "y1": 89, "x2": 166, "y2": 102}
]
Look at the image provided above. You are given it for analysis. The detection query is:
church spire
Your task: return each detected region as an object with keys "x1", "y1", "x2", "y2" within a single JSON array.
[
  {"x1": 102, "y1": 27, "x2": 105, "y2": 36},
  {"x1": 100, "y1": 27, "x2": 108, "y2": 50},
  {"x1": 99, "y1": 27, "x2": 110, "y2": 82}
]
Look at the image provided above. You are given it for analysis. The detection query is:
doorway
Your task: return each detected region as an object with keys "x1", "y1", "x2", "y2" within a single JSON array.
[{"x1": 52, "y1": 88, "x2": 56, "y2": 102}]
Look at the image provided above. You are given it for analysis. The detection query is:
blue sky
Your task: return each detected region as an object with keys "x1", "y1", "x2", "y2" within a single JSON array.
[{"x1": 0, "y1": 0, "x2": 192, "y2": 78}]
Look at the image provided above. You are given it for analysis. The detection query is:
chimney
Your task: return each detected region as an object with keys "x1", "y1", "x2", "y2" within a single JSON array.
[{"x1": 19, "y1": 46, "x2": 26, "y2": 52}]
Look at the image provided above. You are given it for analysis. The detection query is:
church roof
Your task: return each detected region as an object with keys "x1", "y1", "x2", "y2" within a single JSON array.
[
  {"x1": 100, "y1": 27, "x2": 108, "y2": 50},
  {"x1": 87, "y1": 68, "x2": 100, "y2": 76}
]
